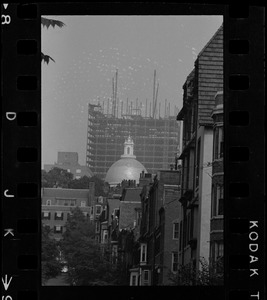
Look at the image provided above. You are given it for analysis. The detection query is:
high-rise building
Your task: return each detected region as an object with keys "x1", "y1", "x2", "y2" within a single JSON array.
[{"x1": 86, "y1": 103, "x2": 180, "y2": 179}]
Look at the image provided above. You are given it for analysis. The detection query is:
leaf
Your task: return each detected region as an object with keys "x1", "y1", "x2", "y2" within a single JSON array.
[
  {"x1": 41, "y1": 17, "x2": 65, "y2": 29},
  {"x1": 41, "y1": 52, "x2": 55, "y2": 64}
]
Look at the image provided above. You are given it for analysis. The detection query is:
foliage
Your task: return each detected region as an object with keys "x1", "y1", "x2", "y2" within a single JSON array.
[
  {"x1": 42, "y1": 168, "x2": 108, "y2": 196},
  {"x1": 60, "y1": 207, "x2": 120, "y2": 286},
  {"x1": 41, "y1": 52, "x2": 55, "y2": 64},
  {"x1": 41, "y1": 17, "x2": 65, "y2": 64},
  {"x1": 42, "y1": 167, "x2": 73, "y2": 188},
  {"x1": 69, "y1": 175, "x2": 108, "y2": 196},
  {"x1": 42, "y1": 223, "x2": 62, "y2": 285},
  {"x1": 41, "y1": 17, "x2": 65, "y2": 29},
  {"x1": 168, "y1": 256, "x2": 224, "y2": 286}
]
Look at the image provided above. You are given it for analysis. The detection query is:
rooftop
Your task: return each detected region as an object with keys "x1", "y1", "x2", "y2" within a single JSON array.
[{"x1": 42, "y1": 188, "x2": 90, "y2": 199}]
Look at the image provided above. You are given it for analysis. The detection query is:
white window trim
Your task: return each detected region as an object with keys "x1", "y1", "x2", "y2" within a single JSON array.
[
  {"x1": 131, "y1": 274, "x2": 138, "y2": 286},
  {"x1": 55, "y1": 225, "x2": 62, "y2": 232}
]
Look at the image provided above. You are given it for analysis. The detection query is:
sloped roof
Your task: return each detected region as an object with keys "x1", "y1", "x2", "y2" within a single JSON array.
[
  {"x1": 197, "y1": 24, "x2": 223, "y2": 125},
  {"x1": 122, "y1": 187, "x2": 142, "y2": 202},
  {"x1": 197, "y1": 23, "x2": 223, "y2": 58}
]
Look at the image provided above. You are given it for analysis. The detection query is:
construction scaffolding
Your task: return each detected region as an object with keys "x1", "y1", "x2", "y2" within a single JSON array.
[
  {"x1": 86, "y1": 103, "x2": 180, "y2": 180},
  {"x1": 86, "y1": 69, "x2": 181, "y2": 179}
]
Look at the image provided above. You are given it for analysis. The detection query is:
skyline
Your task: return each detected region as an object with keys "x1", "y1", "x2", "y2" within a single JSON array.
[{"x1": 42, "y1": 15, "x2": 223, "y2": 167}]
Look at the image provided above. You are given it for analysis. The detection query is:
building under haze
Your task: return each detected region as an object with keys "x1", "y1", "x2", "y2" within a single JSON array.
[
  {"x1": 44, "y1": 151, "x2": 93, "y2": 179},
  {"x1": 86, "y1": 102, "x2": 180, "y2": 179}
]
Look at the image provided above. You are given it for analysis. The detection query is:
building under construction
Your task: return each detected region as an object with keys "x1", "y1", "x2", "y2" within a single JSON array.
[{"x1": 86, "y1": 70, "x2": 181, "y2": 179}]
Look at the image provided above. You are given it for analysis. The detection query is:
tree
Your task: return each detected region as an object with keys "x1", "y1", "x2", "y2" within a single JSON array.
[
  {"x1": 168, "y1": 256, "x2": 224, "y2": 286},
  {"x1": 60, "y1": 207, "x2": 119, "y2": 286},
  {"x1": 69, "y1": 175, "x2": 108, "y2": 196},
  {"x1": 42, "y1": 169, "x2": 108, "y2": 196},
  {"x1": 41, "y1": 17, "x2": 65, "y2": 64},
  {"x1": 42, "y1": 223, "x2": 62, "y2": 285},
  {"x1": 42, "y1": 167, "x2": 73, "y2": 188}
]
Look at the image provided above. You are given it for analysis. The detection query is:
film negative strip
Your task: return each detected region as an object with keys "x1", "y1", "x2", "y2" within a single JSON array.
[{"x1": 1, "y1": 3, "x2": 265, "y2": 300}]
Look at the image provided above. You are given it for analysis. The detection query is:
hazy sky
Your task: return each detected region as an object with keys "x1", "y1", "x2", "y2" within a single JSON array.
[{"x1": 42, "y1": 15, "x2": 223, "y2": 167}]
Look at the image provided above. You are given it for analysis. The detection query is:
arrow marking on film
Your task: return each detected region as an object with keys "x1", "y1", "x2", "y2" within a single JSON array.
[
  {"x1": 2, "y1": 275, "x2": 13, "y2": 290},
  {"x1": 3, "y1": 4, "x2": 9, "y2": 9},
  {"x1": 4, "y1": 229, "x2": 14, "y2": 237}
]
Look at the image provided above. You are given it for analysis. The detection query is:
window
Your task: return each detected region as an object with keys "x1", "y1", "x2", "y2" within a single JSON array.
[
  {"x1": 187, "y1": 212, "x2": 191, "y2": 244},
  {"x1": 114, "y1": 208, "x2": 120, "y2": 218},
  {"x1": 140, "y1": 243, "x2": 147, "y2": 263},
  {"x1": 144, "y1": 270, "x2": 149, "y2": 281},
  {"x1": 54, "y1": 225, "x2": 63, "y2": 233},
  {"x1": 42, "y1": 211, "x2": 50, "y2": 220},
  {"x1": 81, "y1": 201, "x2": 86, "y2": 207},
  {"x1": 220, "y1": 129, "x2": 224, "y2": 158},
  {"x1": 173, "y1": 222, "x2": 179, "y2": 240},
  {"x1": 54, "y1": 212, "x2": 63, "y2": 220},
  {"x1": 216, "y1": 185, "x2": 224, "y2": 216},
  {"x1": 134, "y1": 209, "x2": 141, "y2": 225},
  {"x1": 214, "y1": 126, "x2": 224, "y2": 159},
  {"x1": 98, "y1": 196, "x2": 103, "y2": 203},
  {"x1": 76, "y1": 169, "x2": 81, "y2": 173},
  {"x1": 214, "y1": 241, "x2": 224, "y2": 259},
  {"x1": 179, "y1": 221, "x2": 183, "y2": 251},
  {"x1": 95, "y1": 205, "x2": 101, "y2": 215},
  {"x1": 172, "y1": 252, "x2": 178, "y2": 272},
  {"x1": 127, "y1": 147, "x2": 130, "y2": 155},
  {"x1": 90, "y1": 206, "x2": 94, "y2": 215},
  {"x1": 62, "y1": 199, "x2": 76, "y2": 206},
  {"x1": 102, "y1": 230, "x2": 108, "y2": 243},
  {"x1": 46, "y1": 199, "x2": 51, "y2": 206},
  {"x1": 131, "y1": 275, "x2": 137, "y2": 286},
  {"x1": 143, "y1": 270, "x2": 149, "y2": 285},
  {"x1": 196, "y1": 138, "x2": 201, "y2": 187}
]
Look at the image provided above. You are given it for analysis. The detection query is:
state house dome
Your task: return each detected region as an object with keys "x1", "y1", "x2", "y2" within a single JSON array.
[{"x1": 105, "y1": 136, "x2": 147, "y2": 187}]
